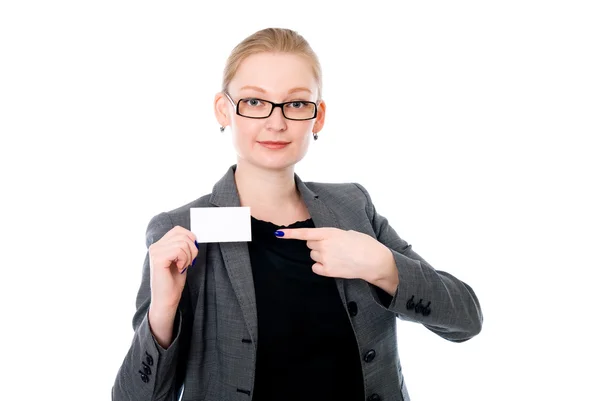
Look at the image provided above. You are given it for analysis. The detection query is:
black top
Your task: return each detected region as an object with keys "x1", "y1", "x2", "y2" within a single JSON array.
[{"x1": 248, "y1": 216, "x2": 365, "y2": 401}]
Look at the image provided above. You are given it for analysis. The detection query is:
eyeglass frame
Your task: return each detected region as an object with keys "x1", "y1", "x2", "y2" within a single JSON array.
[{"x1": 223, "y1": 91, "x2": 319, "y2": 121}]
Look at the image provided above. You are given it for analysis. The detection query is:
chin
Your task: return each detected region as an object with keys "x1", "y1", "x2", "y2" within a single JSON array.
[{"x1": 251, "y1": 157, "x2": 300, "y2": 171}]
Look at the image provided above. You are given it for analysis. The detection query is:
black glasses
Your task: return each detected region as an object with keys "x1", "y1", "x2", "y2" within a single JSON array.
[{"x1": 224, "y1": 92, "x2": 318, "y2": 121}]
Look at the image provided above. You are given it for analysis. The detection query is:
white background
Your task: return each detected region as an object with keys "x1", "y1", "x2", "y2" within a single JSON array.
[{"x1": 1, "y1": 1, "x2": 599, "y2": 400}]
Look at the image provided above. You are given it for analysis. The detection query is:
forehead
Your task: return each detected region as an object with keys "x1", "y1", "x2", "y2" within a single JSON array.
[{"x1": 230, "y1": 52, "x2": 317, "y2": 97}]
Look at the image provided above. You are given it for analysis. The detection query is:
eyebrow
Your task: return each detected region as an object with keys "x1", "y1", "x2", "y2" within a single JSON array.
[{"x1": 239, "y1": 85, "x2": 312, "y2": 95}]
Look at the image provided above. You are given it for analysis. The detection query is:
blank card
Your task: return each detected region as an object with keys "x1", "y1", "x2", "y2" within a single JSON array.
[{"x1": 190, "y1": 206, "x2": 252, "y2": 243}]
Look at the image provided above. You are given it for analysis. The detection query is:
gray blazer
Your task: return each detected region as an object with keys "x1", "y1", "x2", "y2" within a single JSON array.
[{"x1": 112, "y1": 164, "x2": 483, "y2": 401}]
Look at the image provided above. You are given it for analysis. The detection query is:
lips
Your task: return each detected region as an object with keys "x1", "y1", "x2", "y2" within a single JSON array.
[{"x1": 258, "y1": 141, "x2": 290, "y2": 149}]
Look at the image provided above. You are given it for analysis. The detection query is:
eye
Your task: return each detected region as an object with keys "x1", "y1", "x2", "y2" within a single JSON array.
[
  {"x1": 241, "y1": 98, "x2": 264, "y2": 107},
  {"x1": 287, "y1": 101, "x2": 308, "y2": 109}
]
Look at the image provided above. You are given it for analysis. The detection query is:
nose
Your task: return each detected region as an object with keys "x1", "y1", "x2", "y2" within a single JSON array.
[{"x1": 266, "y1": 105, "x2": 287, "y2": 130}]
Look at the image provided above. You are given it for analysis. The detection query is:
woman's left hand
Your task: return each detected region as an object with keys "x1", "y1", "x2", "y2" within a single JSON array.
[{"x1": 275, "y1": 227, "x2": 396, "y2": 284}]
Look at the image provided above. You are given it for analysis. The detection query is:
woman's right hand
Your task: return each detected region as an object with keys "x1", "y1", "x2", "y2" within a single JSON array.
[{"x1": 148, "y1": 225, "x2": 198, "y2": 310}]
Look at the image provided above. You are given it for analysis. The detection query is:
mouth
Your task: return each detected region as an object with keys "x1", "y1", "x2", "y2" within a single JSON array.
[{"x1": 258, "y1": 141, "x2": 291, "y2": 149}]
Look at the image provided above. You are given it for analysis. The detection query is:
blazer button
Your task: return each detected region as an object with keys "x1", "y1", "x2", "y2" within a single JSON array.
[
  {"x1": 422, "y1": 301, "x2": 432, "y2": 316},
  {"x1": 406, "y1": 295, "x2": 416, "y2": 310},
  {"x1": 142, "y1": 362, "x2": 151, "y2": 376},
  {"x1": 414, "y1": 299, "x2": 424, "y2": 314},
  {"x1": 139, "y1": 372, "x2": 149, "y2": 383},
  {"x1": 145, "y1": 351, "x2": 154, "y2": 366},
  {"x1": 364, "y1": 349, "x2": 376, "y2": 363},
  {"x1": 348, "y1": 301, "x2": 358, "y2": 317},
  {"x1": 367, "y1": 394, "x2": 381, "y2": 401}
]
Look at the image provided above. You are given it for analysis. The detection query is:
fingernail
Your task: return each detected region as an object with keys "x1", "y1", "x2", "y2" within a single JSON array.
[
  {"x1": 274, "y1": 230, "x2": 284, "y2": 237},
  {"x1": 192, "y1": 257, "x2": 197, "y2": 267},
  {"x1": 194, "y1": 240, "x2": 199, "y2": 249},
  {"x1": 180, "y1": 266, "x2": 188, "y2": 274}
]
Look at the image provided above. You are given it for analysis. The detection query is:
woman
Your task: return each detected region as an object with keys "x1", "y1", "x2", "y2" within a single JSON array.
[{"x1": 112, "y1": 27, "x2": 483, "y2": 401}]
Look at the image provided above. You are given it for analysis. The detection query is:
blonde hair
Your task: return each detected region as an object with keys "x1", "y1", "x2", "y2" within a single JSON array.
[{"x1": 222, "y1": 28, "x2": 323, "y2": 100}]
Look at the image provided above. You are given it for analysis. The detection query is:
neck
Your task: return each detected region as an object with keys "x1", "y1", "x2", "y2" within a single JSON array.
[{"x1": 233, "y1": 160, "x2": 301, "y2": 210}]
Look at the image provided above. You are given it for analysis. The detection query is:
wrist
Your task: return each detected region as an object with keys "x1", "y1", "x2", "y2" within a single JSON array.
[
  {"x1": 148, "y1": 303, "x2": 178, "y2": 349},
  {"x1": 149, "y1": 302, "x2": 178, "y2": 321},
  {"x1": 370, "y1": 247, "x2": 400, "y2": 296}
]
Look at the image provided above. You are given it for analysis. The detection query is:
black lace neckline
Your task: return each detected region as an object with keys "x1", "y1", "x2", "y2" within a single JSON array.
[{"x1": 251, "y1": 216, "x2": 313, "y2": 229}]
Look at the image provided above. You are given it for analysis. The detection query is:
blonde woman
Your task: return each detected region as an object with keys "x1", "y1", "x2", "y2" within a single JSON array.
[{"x1": 112, "y1": 27, "x2": 483, "y2": 401}]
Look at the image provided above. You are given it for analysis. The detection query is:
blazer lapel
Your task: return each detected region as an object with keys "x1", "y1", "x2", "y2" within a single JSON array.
[{"x1": 209, "y1": 164, "x2": 347, "y2": 345}]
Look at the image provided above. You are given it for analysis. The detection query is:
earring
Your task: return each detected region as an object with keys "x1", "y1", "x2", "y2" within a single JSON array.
[
  {"x1": 220, "y1": 126, "x2": 225, "y2": 133},
  {"x1": 313, "y1": 132, "x2": 318, "y2": 140}
]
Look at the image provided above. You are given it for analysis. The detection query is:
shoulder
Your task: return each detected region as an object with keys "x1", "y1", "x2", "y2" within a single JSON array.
[
  {"x1": 302, "y1": 180, "x2": 379, "y2": 230},
  {"x1": 304, "y1": 180, "x2": 374, "y2": 209},
  {"x1": 166, "y1": 193, "x2": 213, "y2": 217},
  {"x1": 144, "y1": 193, "x2": 213, "y2": 246}
]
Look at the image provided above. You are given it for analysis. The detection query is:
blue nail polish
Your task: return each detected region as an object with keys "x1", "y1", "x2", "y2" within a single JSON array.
[
  {"x1": 274, "y1": 230, "x2": 284, "y2": 237},
  {"x1": 181, "y1": 266, "x2": 188, "y2": 274},
  {"x1": 192, "y1": 257, "x2": 197, "y2": 266},
  {"x1": 194, "y1": 240, "x2": 199, "y2": 249}
]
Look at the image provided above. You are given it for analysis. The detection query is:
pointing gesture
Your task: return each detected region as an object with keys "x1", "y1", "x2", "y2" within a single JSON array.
[{"x1": 275, "y1": 227, "x2": 399, "y2": 292}]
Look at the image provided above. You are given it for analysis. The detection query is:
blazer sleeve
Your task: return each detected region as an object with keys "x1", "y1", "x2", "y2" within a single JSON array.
[
  {"x1": 112, "y1": 212, "x2": 191, "y2": 401},
  {"x1": 354, "y1": 183, "x2": 483, "y2": 342}
]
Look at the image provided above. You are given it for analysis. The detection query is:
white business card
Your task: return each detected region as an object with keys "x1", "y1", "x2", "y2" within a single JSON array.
[{"x1": 190, "y1": 207, "x2": 252, "y2": 243}]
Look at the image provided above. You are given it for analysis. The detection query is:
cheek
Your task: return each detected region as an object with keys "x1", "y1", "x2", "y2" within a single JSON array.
[
  {"x1": 291, "y1": 121, "x2": 314, "y2": 137},
  {"x1": 232, "y1": 120, "x2": 261, "y2": 141}
]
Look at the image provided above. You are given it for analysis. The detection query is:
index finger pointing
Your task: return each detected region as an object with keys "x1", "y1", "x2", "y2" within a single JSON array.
[{"x1": 275, "y1": 227, "x2": 328, "y2": 241}]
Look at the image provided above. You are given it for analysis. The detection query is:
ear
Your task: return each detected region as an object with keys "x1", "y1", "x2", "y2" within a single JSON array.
[
  {"x1": 214, "y1": 92, "x2": 231, "y2": 128},
  {"x1": 312, "y1": 99, "x2": 326, "y2": 134}
]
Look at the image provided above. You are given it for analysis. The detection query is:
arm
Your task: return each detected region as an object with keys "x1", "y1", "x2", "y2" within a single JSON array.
[
  {"x1": 112, "y1": 213, "x2": 190, "y2": 400},
  {"x1": 355, "y1": 183, "x2": 483, "y2": 342}
]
